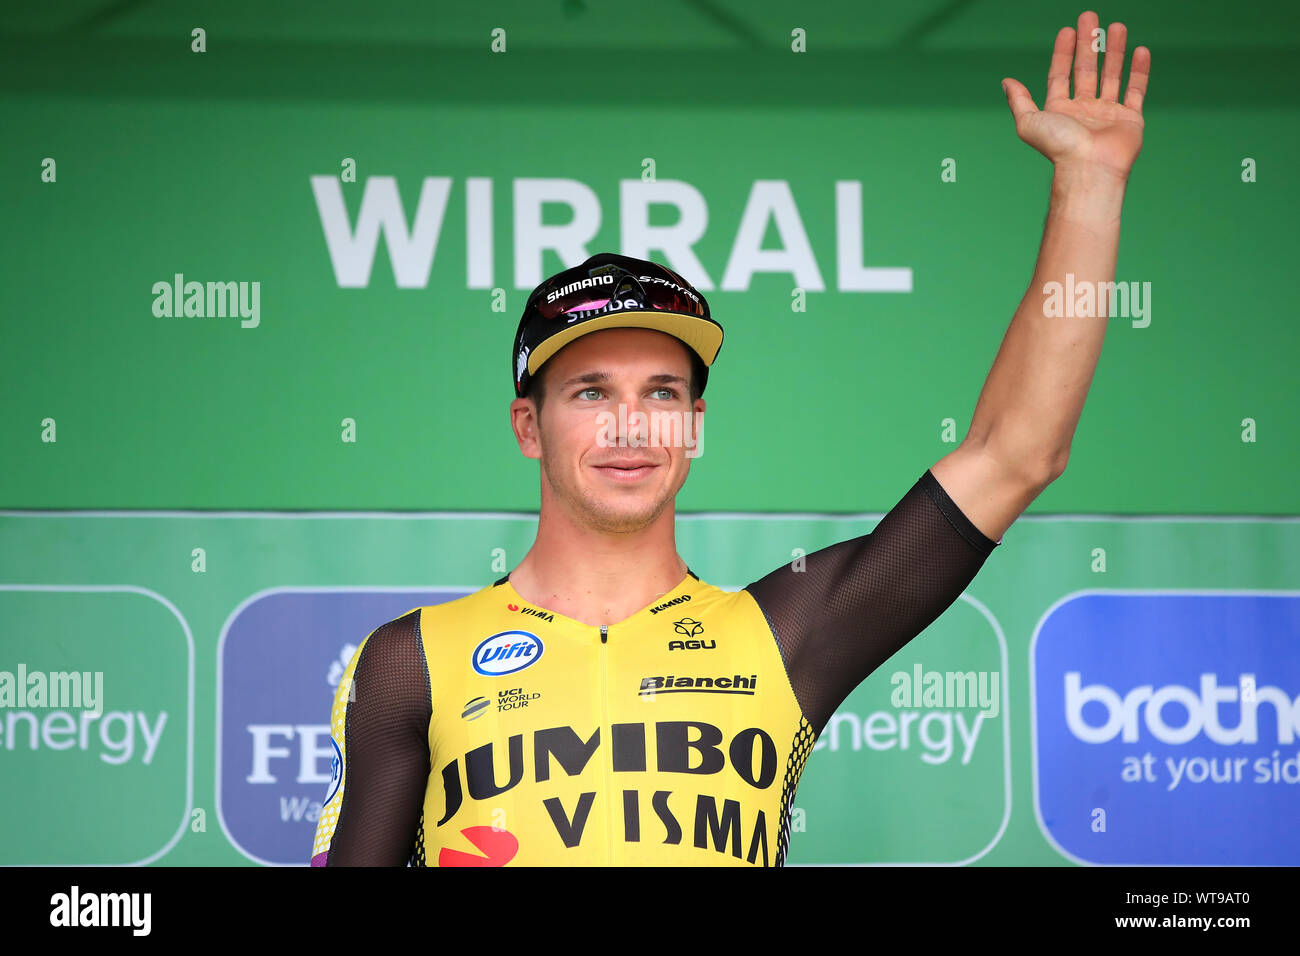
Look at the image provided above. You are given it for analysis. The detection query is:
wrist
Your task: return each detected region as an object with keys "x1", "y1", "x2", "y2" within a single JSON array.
[{"x1": 1049, "y1": 162, "x2": 1127, "y2": 224}]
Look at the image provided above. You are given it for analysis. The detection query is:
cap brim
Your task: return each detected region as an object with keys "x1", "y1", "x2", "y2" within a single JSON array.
[{"x1": 527, "y1": 311, "x2": 723, "y2": 377}]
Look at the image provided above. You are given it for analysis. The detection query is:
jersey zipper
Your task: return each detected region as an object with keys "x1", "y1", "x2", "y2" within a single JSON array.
[{"x1": 599, "y1": 624, "x2": 611, "y2": 865}]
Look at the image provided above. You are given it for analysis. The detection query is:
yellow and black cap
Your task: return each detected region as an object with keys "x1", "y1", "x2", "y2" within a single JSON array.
[{"x1": 512, "y1": 253, "x2": 724, "y2": 398}]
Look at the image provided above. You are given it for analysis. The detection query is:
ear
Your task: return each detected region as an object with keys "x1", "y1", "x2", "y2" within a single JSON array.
[
  {"x1": 690, "y1": 396, "x2": 706, "y2": 431},
  {"x1": 509, "y1": 397, "x2": 542, "y2": 460},
  {"x1": 684, "y1": 396, "x2": 706, "y2": 459}
]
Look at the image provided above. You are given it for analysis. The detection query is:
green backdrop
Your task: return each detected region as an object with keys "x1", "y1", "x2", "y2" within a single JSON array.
[{"x1": 1, "y1": 0, "x2": 1296, "y2": 866}]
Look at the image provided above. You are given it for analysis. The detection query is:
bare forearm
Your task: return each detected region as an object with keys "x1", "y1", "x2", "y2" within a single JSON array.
[{"x1": 965, "y1": 161, "x2": 1129, "y2": 481}]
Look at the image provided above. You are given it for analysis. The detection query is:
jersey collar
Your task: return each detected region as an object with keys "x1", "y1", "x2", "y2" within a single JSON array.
[{"x1": 494, "y1": 568, "x2": 699, "y2": 631}]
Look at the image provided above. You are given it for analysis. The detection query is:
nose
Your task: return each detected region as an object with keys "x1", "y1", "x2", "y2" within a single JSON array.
[{"x1": 624, "y1": 396, "x2": 649, "y2": 447}]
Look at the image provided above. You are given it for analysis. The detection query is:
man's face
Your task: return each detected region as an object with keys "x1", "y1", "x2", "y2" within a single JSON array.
[{"x1": 510, "y1": 328, "x2": 706, "y2": 534}]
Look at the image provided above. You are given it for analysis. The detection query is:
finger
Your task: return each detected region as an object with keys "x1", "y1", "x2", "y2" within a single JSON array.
[
  {"x1": 1002, "y1": 77, "x2": 1040, "y2": 126},
  {"x1": 1045, "y1": 27, "x2": 1074, "y2": 103},
  {"x1": 1100, "y1": 22, "x2": 1127, "y2": 102},
  {"x1": 1123, "y1": 45, "x2": 1151, "y2": 114},
  {"x1": 1073, "y1": 10, "x2": 1100, "y2": 99}
]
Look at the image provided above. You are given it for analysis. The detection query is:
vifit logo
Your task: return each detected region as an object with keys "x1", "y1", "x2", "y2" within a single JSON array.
[
  {"x1": 472, "y1": 631, "x2": 543, "y2": 677},
  {"x1": 218, "y1": 588, "x2": 469, "y2": 865},
  {"x1": 1032, "y1": 591, "x2": 1300, "y2": 866}
]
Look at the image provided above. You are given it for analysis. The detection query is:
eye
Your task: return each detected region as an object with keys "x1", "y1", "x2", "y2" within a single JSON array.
[
  {"x1": 650, "y1": 387, "x2": 677, "y2": 400},
  {"x1": 577, "y1": 387, "x2": 604, "y2": 401}
]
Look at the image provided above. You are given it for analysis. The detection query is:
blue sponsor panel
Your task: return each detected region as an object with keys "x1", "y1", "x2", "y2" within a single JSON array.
[
  {"x1": 1033, "y1": 592, "x2": 1300, "y2": 865},
  {"x1": 218, "y1": 588, "x2": 470, "y2": 865}
]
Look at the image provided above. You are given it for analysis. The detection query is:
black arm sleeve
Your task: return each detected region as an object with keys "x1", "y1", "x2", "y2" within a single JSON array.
[
  {"x1": 326, "y1": 610, "x2": 433, "y2": 866},
  {"x1": 745, "y1": 469, "x2": 998, "y2": 738}
]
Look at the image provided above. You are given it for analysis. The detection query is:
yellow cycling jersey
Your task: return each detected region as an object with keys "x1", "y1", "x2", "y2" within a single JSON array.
[
  {"x1": 314, "y1": 572, "x2": 813, "y2": 866},
  {"x1": 309, "y1": 469, "x2": 1000, "y2": 867}
]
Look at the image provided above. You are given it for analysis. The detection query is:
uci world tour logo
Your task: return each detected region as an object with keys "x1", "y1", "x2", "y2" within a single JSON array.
[{"x1": 472, "y1": 631, "x2": 544, "y2": 677}]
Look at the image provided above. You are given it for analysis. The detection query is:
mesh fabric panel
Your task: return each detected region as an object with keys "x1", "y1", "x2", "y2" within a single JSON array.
[
  {"x1": 745, "y1": 469, "x2": 998, "y2": 739},
  {"x1": 326, "y1": 610, "x2": 432, "y2": 866}
]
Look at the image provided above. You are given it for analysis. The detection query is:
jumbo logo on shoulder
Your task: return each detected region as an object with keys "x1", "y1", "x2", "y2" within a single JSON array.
[{"x1": 473, "y1": 631, "x2": 544, "y2": 677}]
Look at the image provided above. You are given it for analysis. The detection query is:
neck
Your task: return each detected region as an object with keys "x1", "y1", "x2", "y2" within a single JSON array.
[{"x1": 509, "y1": 498, "x2": 689, "y2": 628}]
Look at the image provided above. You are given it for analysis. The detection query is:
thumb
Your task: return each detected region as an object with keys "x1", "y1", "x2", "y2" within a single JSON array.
[{"x1": 1001, "y1": 77, "x2": 1039, "y2": 125}]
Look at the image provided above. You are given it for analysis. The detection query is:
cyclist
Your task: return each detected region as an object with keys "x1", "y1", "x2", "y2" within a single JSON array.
[{"x1": 311, "y1": 11, "x2": 1149, "y2": 866}]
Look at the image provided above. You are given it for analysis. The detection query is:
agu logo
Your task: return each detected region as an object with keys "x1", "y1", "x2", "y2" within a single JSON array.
[{"x1": 472, "y1": 631, "x2": 544, "y2": 676}]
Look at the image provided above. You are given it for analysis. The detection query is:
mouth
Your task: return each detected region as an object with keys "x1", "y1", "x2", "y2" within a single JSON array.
[{"x1": 592, "y1": 460, "x2": 660, "y2": 482}]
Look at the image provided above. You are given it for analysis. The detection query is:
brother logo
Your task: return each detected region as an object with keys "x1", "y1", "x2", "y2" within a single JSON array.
[
  {"x1": 1065, "y1": 672, "x2": 1300, "y2": 745},
  {"x1": 1032, "y1": 591, "x2": 1300, "y2": 867}
]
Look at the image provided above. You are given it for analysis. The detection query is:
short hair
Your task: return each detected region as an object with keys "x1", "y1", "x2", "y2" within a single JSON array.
[{"x1": 526, "y1": 347, "x2": 706, "y2": 413}]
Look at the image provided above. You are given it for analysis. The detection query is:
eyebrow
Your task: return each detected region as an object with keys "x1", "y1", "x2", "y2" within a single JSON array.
[{"x1": 557, "y1": 371, "x2": 688, "y2": 390}]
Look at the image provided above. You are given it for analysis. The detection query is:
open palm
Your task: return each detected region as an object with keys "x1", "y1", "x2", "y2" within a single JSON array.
[{"x1": 1003, "y1": 11, "x2": 1151, "y2": 180}]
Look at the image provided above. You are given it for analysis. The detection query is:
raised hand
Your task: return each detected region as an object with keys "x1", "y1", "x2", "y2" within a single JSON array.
[{"x1": 1001, "y1": 10, "x2": 1150, "y2": 181}]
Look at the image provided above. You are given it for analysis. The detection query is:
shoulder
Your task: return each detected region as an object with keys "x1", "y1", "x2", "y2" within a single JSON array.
[
  {"x1": 352, "y1": 583, "x2": 506, "y2": 671},
  {"x1": 380, "y1": 581, "x2": 513, "y2": 634},
  {"x1": 682, "y1": 577, "x2": 766, "y2": 620},
  {"x1": 346, "y1": 608, "x2": 426, "y2": 686}
]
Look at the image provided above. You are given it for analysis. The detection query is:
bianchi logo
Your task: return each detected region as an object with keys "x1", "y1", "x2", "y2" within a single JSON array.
[
  {"x1": 649, "y1": 594, "x2": 691, "y2": 615},
  {"x1": 638, "y1": 674, "x2": 757, "y2": 696}
]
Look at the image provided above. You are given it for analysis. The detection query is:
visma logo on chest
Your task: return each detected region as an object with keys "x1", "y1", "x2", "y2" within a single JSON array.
[{"x1": 473, "y1": 631, "x2": 545, "y2": 676}]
